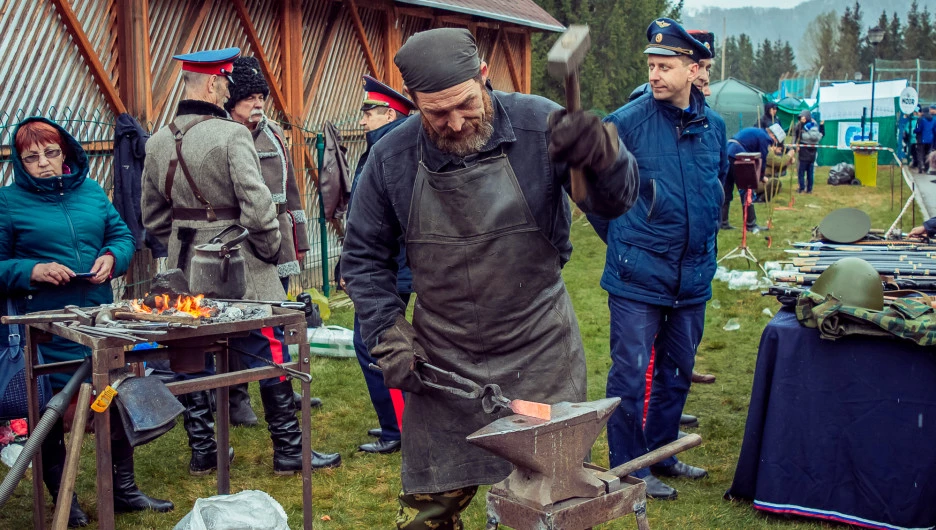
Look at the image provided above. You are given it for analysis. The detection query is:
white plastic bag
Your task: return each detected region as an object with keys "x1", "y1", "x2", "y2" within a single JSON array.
[
  {"x1": 307, "y1": 325, "x2": 355, "y2": 358},
  {"x1": 173, "y1": 490, "x2": 289, "y2": 530}
]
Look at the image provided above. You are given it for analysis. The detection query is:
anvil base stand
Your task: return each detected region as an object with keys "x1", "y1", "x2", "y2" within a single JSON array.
[
  {"x1": 22, "y1": 307, "x2": 314, "y2": 530},
  {"x1": 718, "y1": 188, "x2": 768, "y2": 275},
  {"x1": 485, "y1": 473, "x2": 650, "y2": 530}
]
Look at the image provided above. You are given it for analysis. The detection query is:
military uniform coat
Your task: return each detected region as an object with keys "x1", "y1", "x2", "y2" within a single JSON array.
[
  {"x1": 251, "y1": 117, "x2": 309, "y2": 278},
  {"x1": 141, "y1": 100, "x2": 284, "y2": 301}
]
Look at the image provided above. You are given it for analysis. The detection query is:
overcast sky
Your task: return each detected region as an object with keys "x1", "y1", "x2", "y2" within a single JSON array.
[{"x1": 683, "y1": 0, "x2": 809, "y2": 11}]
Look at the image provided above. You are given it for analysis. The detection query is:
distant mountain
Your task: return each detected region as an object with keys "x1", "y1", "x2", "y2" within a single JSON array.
[{"x1": 684, "y1": 0, "x2": 936, "y2": 69}]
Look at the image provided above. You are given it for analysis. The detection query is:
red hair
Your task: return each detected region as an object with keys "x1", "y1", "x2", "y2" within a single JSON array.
[{"x1": 15, "y1": 121, "x2": 67, "y2": 156}]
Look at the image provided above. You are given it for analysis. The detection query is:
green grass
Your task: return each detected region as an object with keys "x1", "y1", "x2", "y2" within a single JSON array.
[{"x1": 0, "y1": 165, "x2": 917, "y2": 529}]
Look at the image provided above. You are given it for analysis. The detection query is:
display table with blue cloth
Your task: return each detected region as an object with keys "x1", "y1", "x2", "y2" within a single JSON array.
[{"x1": 727, "y1": 307, "x2": 936, "y2": 530}]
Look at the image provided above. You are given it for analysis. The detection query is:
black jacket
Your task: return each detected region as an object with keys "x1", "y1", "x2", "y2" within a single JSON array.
[{"x1": 113, "y1": 113, "x2": 164, "y2": 255}]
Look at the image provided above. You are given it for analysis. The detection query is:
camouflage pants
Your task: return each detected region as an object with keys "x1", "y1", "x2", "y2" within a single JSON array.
[{"x1": 396, "y1": 486, "x2": 479, "y2": 529}]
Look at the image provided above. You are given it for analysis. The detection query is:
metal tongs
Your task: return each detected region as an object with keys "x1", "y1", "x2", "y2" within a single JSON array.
[{"x1": 419, "y1": 363, "x2": 552, "y2": 420}]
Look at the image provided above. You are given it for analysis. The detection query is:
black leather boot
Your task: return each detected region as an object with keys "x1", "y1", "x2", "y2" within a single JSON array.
[
  {"x1": 745, "y1": 203, "x2": 767, "y2": 233},
  {"x1": 260, "y1": 380, "x2": 341, "y2": 474},
  {"x1": 111, "y1": 423, "x2": 174, "y2": 513},
  {"x1": 293, "y1": 391, "x2": 323, "y2": 409},
  {"x1": 720, "y1": 203, "x2": 735, "y2": 230},
  {"x1": 179, "y1": 390, "x2": 220, "y2": 475},
  {"x1": 41, "y1": 420, "x2": 89, "y2": 527},
  {"x1": 229, "y1": 383, "x2": 259, "y2": 427}
]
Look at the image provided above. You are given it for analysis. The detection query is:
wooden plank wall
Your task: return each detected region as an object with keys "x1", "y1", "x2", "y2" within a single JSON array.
[{"x1": 0, "y1": 0, "x2": 539, "y2": 295}]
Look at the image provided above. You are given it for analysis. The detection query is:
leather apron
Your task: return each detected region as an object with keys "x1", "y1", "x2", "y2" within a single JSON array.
[{"x1": 401, "y1": 141, "x2": 587, "y2": 493}]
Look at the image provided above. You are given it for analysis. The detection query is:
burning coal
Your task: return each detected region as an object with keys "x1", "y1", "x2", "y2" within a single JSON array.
[{"x1": 130, "y1": 294, "x2": 215, "y2": 319}]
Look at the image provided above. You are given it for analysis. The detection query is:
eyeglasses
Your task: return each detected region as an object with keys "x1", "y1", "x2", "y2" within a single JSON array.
[{"x1": 21, "y1": 149, "x2": 62, "y2": 164}]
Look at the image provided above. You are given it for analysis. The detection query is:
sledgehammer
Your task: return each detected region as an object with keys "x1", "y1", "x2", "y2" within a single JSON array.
[{"x1": 547, "y1": 25, "x2": 591, "y2": 204}]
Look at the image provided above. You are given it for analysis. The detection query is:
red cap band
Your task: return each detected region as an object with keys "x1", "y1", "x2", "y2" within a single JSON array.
[
  {"x1": 365, "y1": 91, "x2": 412, "y2": 115},
  {"x1": 181, "y1": 61, "x2": 234, "y2": 76}
]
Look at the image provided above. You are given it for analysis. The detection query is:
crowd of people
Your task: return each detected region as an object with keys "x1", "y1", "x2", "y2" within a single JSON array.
[{"x1": 0, "y1": 15, "x2": 830, "y2": 530}]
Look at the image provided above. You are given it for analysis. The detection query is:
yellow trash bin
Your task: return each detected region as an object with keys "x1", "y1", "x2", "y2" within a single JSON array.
[{"x1": 850, "y1": 140, "x2": 879, "y2": 187}]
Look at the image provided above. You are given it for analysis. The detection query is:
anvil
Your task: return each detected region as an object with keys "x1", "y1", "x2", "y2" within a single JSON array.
[{"x1": 466, "y1": 397, "x2": 621, "y2": 508}]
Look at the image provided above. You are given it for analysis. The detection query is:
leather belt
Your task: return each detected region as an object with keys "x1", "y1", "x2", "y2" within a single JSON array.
[
  {"x1": 275, "y1": 203, "x2": 287, "y2": 215},
  {"x1": 171, "y1": 207, "x2": 241, "y2": 221}
]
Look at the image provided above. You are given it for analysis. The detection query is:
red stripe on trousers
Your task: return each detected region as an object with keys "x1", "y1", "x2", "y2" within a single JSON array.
[
  {"x1": 643, "y1": 346, "x2": 656, "y2": 429},
  {"x1": 389, "y1": 388, "x2": 405, "y2": 431},
  {"x1": 261, "y1": 326, "x2": 286, "y2": 383}
]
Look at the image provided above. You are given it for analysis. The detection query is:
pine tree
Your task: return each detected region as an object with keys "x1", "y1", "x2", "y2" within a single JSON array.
[
  {"x1": 834, "y1": 3, "x2": 862, "y2": 81},
  {"x1": 754, "y1": 39, "x2": 775, "y2": 92},
  {"x1": 921, "y1": 7, "x2": 936, "y2": 60},
  {"x1": 776, "y1": 40, "x2": 797, "y2": 86},
  {"x1": 887, "y1": 13, "x2": 904, "y2": 60},
  {"x1": 903, "y1": 1, "x2": 925, "y2": 60},
  {"x1": 801, "y1": 11, "x2": 839, "y2": 76},
  {"x1": 721, "y1": 36, "x2": 738, "y2": 81},
  {"x1": 530, "y1": 0, "x2": 672, "y2": 113},
  {"x1": 735, "y1": 34, "x2": 756, "y2": 87}
]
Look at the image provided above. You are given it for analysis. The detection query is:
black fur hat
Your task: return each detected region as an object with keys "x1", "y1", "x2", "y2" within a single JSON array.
[{"x1": 225, "y1": 56, "x2": 270, "y2": 111}]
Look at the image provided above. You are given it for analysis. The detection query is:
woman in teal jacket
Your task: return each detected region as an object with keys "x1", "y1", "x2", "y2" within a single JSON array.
[{"x1": 0, "y1": 118, "x2": 171, "y2": 526}]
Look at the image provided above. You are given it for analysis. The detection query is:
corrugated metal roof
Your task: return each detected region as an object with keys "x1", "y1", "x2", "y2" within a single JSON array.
[{"x1": 395, "y1": 0, "x2": 564, "y2": 32}]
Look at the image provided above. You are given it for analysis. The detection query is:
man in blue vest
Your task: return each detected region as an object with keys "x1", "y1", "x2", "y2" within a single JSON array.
[{"x1": 596, "y1": 18, "x2": 728, "y2": 500}]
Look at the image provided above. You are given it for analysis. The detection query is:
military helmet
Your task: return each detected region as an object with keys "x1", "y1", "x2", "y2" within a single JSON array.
[
  {"x1": 818, "y1": 208, "x2": 871, "y2": 243},
  {"x1": 810, "y1": 257, "x2": 884, "y2": 310}
]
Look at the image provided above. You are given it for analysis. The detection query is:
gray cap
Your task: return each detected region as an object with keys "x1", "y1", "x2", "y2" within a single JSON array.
[{"x1": 394, "y1": 28, "x2": 481, "y2": 94}]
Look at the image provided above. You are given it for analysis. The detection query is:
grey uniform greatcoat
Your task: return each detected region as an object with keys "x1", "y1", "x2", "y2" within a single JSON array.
[
  {"x1": 251, "y1": 117, "x2": 309, "y2": 278},
  {"x1": 141, "y1": 100, "x2": 285, "y2": 301}
]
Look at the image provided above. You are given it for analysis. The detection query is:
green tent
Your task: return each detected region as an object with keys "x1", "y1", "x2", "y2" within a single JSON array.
[{"x1": 707, "y1": 78, "x2": 765, "y2": 136}]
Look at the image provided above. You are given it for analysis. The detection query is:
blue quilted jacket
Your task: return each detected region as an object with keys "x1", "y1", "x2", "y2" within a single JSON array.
[
  {"x1": 0, "y1": 118, "x2": 135, "y2": 387},
  {"x1": 594, "y1": 88, "x2": 728, "y2": 306}
]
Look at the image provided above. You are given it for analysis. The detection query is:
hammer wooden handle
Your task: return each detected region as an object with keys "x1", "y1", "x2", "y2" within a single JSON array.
[
  {"x1": 565, "y1": 72, "x2": 588, "y2": 204},
  {"x1": 607, "y1": 433, "x2": 702, "y2": 479}
]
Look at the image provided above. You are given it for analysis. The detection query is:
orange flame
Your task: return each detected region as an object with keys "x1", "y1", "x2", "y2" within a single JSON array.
[{"x1": 130, "y1": 294, "x2": 212, "y2": 318}]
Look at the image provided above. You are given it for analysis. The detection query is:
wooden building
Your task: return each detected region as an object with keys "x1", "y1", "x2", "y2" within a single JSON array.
[{"x1": 0, "y1": 0, "x2": 563, "y2": 295}]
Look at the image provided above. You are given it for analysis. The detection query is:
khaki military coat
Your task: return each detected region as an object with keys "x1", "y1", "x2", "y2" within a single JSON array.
[
  {"x1": 252, "y1": 117, "x2": 309, "y2": 278},
  {"x1": 141, "y1": 100, "x2": 285, "y2": 301}
]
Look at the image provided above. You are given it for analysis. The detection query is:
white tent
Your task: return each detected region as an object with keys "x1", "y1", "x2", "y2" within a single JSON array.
[
  {"x1": 814, "y1": 79, "x2": 907, "y2": 166},
  {"x1": 818, "y1": 79, "x2": 907, "y2": 121}
]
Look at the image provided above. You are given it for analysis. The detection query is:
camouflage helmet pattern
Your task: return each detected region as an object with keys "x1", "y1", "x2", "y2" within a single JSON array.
[{"x1": 810, "y1": 257, "x2": 884, "y2": 311}]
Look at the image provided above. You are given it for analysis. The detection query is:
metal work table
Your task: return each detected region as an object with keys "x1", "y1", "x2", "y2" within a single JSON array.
[{"x1": 22, "y1": 306, "x2": 314, "y2": 530}]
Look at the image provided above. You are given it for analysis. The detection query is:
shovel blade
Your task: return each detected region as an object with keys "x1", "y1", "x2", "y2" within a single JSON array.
[{"x1": 509, "y1": 399, "x2": 552, "y2": 421}]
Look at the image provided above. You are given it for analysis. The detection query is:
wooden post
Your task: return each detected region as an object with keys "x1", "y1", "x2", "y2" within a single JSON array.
[
  {"x1": 348, "y1": 0, "x2": 380, "y2": 78},
  {"x1": 522, "y1": 31, "x2": 532, "y2": 94},
  {"x1": 115, "y1": 0, "x2": 153, "y2": 123},
  {"x1": 280, "y1": 0, "x2": 307, "y2": 205},
  {"x1": 384, "y1": 5, "x2": 404, "y2": 91}
]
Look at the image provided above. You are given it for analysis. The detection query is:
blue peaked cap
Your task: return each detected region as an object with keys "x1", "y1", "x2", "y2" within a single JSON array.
[{"x1": 645, "y1": 18, "x2": 712, "y2": 61}]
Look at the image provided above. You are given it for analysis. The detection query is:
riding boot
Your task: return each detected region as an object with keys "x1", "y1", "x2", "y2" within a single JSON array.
[
  {"x1": 720, "y1": 203, "x2": 735, "y2": 230},
  {"x1": 259, "y1": 380, "x2": 341, "y2": 474},
  {"x1": 229, "y1": 383, "x2": 259, "y2": 427},
  {"x1": 745, "y1": 203, "x2": 767, "y2": 232},
  {"x1": 179, "y1": 390, "x2": 220, "y2": 475},
  {"x1": 40, "y1": 420, "x2": 90, "y2": 527},
  {"x1": 110, "y1": 420, "x2": 174, "y2": 513}
]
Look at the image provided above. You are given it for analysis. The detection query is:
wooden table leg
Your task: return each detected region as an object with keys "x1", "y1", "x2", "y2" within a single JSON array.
[
  {"x1": 25, "y1": 326, "x2": 46, "y2": 530},
  {"x1": 216, "y1": 345, "x2": 230, "y2": 495},
  {"x1": 52, "y1": 383, "x2": 92, "y2": 530},
  {"x1": 635, "y1": 499, "x2": 650, "y2": 530},
  {"x1": 93, "y1": 347, "x2": 118, "y2": 530},
  {"x1": 298, "y1": 336, "x2": 313, "y2": 530}
]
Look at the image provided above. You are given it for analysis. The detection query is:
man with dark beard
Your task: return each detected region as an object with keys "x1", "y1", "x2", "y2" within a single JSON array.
[{"x1": 340, "y1": 28, "x2": 639, "y2": 529}]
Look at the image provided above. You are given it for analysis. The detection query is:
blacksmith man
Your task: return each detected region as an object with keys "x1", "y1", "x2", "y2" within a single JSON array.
[{"x1": 341, "y1": 28, "x2": 639, "y2": 529}]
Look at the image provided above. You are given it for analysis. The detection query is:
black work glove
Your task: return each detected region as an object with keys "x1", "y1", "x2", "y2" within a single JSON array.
[
  {"x1": 370, "y1": 314, "x2": 428, "y2": 394},
  {"x1": 548, "y1": 110, "x2": 620, "y2": 173}
]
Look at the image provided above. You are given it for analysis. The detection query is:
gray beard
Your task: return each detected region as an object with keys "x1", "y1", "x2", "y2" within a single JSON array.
[{"x1": 422, "y1": 89, "x2": 495, "y2": 157}]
